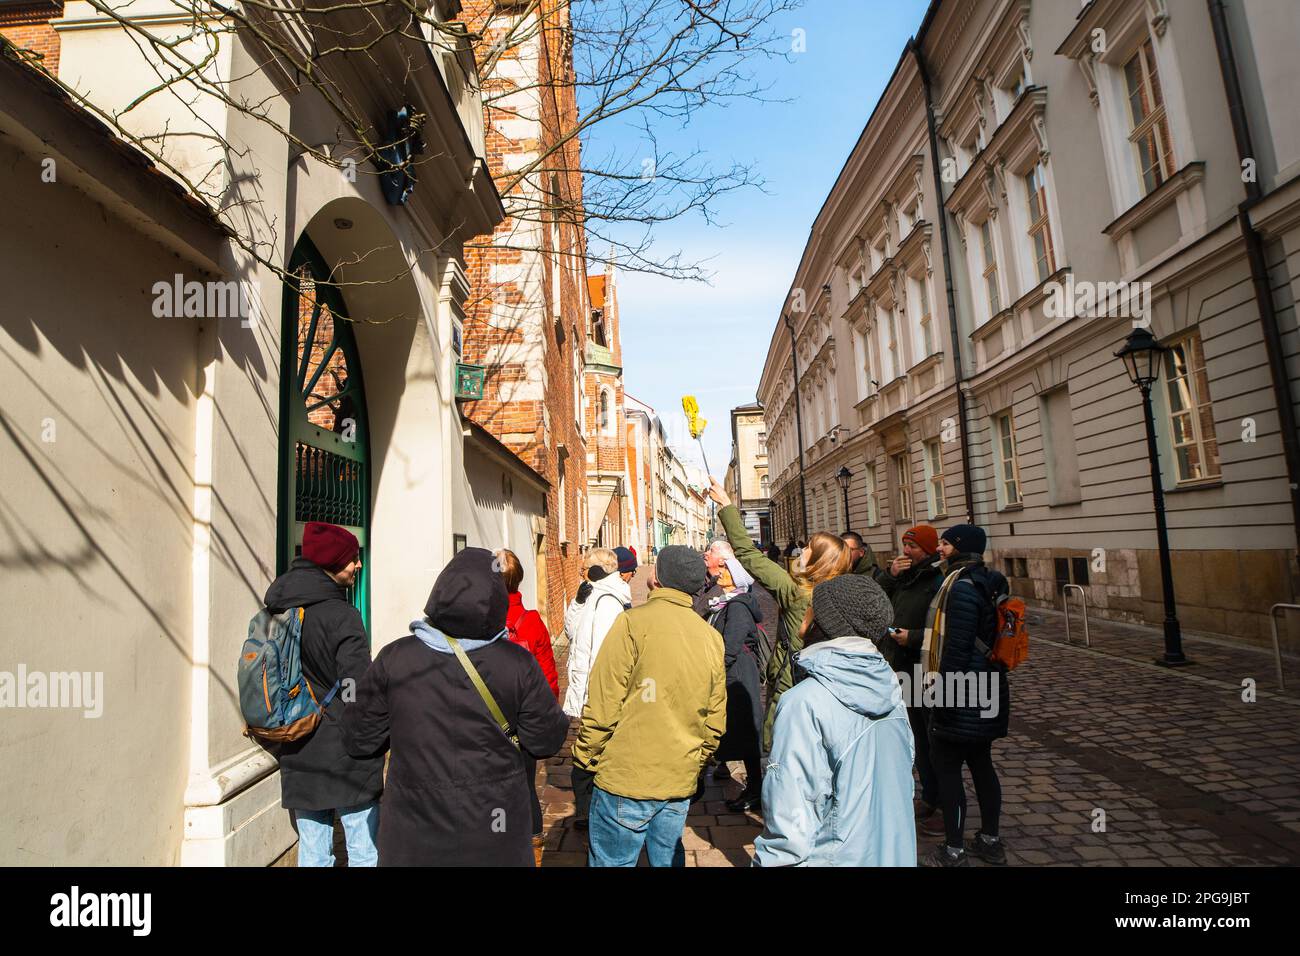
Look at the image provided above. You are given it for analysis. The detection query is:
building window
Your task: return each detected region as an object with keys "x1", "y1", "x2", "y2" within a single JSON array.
[
  {"x1": 1040, "y1": 387, "x2": 1081, "y2": 505},
  {"x1": 760, "y1": 474, "x2": 770, "y2": 497},
  {"x1": 1124, "y1": 38, "x2": 1176, "y2": 196},
  {"x1": 599, "y1": 389, "x2": 610, "y2": 434},
  {"x1": 558, "y1": 458, "x2": 568, "y2": 543},
  {"x1": 981, "y1": 220, "x2": 1001, "y2": 316},
  {"x1": 1025, "y1": 163, "x2": 1056, "y2": 283},
  {"x1": 918, "y1": 277, "x2": 935, "y2": 358},
  {"x1": 887, "y1": 308, "x2": 901, "y2": 380},
  {"x1": 924, "y1": 439, "x2": 946, "y2": 518},
  {"x1": 865, "y1": 462, "x2": 879, "y2": 526},
  {"x1": 854, "y1": 327, "x2": 872, "y2": 397},
  {"x1": 995, "y1": 411, "x2": 1022, "y2": 507},
  {"x1": 892, "y1": 453, "x2": 912, "y2": 522},
  {"x1": 1163, "y1": 332, "x2": 1220, "y2": 483}
]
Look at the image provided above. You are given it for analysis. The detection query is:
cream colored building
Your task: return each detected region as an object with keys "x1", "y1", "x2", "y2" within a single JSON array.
[
  {"x1": 0, "y1": 2, "x2": 532, "y2": 865},
  {"x1": 761, "y1": 0, "x2": 1300, "y2": 649},
  {"x1": 727, "y1": 402, "x2": 771, "y2": 546}
]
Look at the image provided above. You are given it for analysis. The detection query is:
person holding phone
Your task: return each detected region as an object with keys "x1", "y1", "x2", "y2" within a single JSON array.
[{"x1": 877, "y1": 525, "x2": 944, "y2": 832}]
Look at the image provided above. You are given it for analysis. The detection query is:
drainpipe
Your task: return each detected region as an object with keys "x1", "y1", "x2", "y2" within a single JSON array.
[
  {"x1": 784, "y1": 313, "x2": 811, "y2": 540},
  {"x1": 1207, "y1": 0, "x2": 1300, "y2": 552},
  {"x1": 914, "y1": 40, "x2": 976, "y2": 523}
]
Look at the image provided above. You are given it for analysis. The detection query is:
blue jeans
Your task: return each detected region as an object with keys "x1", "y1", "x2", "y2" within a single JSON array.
[
  {"x1": 588, "y1": 786, "x2": 688, "y2": 867},
  {"x1": 294, "y1": 800, "x2": 379, "y2": 867}
]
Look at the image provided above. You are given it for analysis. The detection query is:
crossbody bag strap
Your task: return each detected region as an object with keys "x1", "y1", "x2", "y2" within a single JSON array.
[{"x1": 445, "y1": 636, "x2": 520, "y2": 750}]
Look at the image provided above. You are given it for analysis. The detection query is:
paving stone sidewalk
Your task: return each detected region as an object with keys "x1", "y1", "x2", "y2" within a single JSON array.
[
  {"x1": 277, "y1": 565, "x2": 1300, "y2": 866},
  {"x1": 537, "y1": 566, "x2": 1300, "y2": 867}
]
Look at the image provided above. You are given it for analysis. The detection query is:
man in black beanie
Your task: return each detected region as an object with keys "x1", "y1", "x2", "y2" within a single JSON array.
[
  {"x1": 574, "y1": 545, "x2": 726, "y2": 866},
  {"x1": 342, "y1": 547, "x2": 569, "y2": 865}
]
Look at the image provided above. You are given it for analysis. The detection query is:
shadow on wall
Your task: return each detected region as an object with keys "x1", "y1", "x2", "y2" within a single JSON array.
[{"x1": 0, "y1": 143, "x2": 275, "y2": 697}]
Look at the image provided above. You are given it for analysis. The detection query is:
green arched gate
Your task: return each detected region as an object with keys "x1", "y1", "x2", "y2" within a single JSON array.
[{"x1": 277, "y1": 236, "x2": 371, "y2": 627}]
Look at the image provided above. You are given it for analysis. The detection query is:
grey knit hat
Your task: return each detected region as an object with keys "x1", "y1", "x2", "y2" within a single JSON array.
[
  {"x1": 655, "y1": 545, "x2": 707, "y2": 595},
  {"x1": 811, "y1": 574, "x2": 894, "y2": 640}
]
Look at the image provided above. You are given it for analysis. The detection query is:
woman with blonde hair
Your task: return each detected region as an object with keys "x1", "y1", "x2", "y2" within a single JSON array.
[{"x1": 708, "y1": 479, "x2": 851, "y2": 752}]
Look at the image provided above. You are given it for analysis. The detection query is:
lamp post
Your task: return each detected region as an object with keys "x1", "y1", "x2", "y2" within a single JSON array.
[
  {"x1": 1115, "y1": 327, "x2": 1191, "y2": 666},
  {"x1": 836, "y1": 465, "x2": 853, "y2": 532}
]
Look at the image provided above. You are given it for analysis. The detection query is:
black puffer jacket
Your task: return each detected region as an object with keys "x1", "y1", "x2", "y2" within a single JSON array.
[
  {"x1": 877, "y1": 554, "x2": 943, "y2": 671},
  {"x1": 928, "y1": 560, "x2": 1011, "y2": 743},
  {"x1": 342, "y1": 632, "x2": 569, "y2": 866},
  {"x1": 265, "y1": 558, "x2": 384, "y2": 811}
]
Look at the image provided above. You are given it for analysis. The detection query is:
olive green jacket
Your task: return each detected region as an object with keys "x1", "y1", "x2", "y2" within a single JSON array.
[
  {"x1": 718, "y1": 504, "x2": 811, "y2": 749},
  {"x1": 572, "y1": 588, "x2": 726, "y2": 801}
]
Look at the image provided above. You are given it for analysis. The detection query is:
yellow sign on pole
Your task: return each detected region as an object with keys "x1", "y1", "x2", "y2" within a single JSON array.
[{"x1": 682, "y1": 395, "x2": 707, "y2": 439}]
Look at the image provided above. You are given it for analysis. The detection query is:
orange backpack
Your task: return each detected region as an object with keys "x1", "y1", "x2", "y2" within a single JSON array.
[{"x1": 971, "y1": 577, "x2": 1030, "y2": 671}]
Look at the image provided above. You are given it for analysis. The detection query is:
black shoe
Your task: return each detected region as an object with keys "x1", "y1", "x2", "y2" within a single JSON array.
[
  {"x1": 725, "y1": 791, "x2": 761, "y2": 813},
  {"x1": 923, "y1": 845, "x2": 969, "y2": 867},
  {"x1": 966, "y1": 833, "x2": 1007, "y2": 865}
]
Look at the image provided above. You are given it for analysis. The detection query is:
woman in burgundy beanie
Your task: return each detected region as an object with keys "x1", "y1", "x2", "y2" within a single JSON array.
[{"x1": 301, "y1": 521, "x2": 360, "y2": 572}]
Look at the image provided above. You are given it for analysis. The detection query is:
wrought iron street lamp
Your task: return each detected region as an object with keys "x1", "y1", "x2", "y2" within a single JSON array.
[
  {"x1": 836, "y1": 465, "x2": 853, "y2": 531},
  {"x1": 1115, "y1": 327, "x2": 1190, "y2": 666}
]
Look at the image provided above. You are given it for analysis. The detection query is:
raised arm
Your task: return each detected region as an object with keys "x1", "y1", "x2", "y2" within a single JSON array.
[{"x1": 709, "y1": 480, "x2": 801, "y2": 608}]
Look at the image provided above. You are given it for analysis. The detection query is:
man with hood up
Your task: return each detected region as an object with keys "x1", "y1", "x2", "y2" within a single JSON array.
[
  {"x1": 754, "y1": 574, "x2": 917, "y2": 867},
  {"x1": 265, "y1": 521, "x2": 383, "y2": 867},
  {"x1": 342, "y1": 547, "x2": 569, "y2": 866}
]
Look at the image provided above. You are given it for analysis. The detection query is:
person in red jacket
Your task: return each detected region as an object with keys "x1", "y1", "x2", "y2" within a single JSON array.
[{"x1": 497, "y1": 549, "x2": 559, "y2": 863}]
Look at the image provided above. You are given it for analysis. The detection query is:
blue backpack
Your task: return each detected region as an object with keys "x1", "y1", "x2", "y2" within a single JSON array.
[{"x1": 238, "y1": 606, "x2": 340, "y2": 743}]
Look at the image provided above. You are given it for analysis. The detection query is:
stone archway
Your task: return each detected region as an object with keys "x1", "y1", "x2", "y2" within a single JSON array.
[{"x1": 280, "y1": 197, "x2": 449, "y2": 647}]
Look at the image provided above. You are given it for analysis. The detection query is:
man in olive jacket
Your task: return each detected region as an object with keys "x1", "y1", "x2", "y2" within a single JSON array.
[{"x1": 574, "y1": 545, "x2": 727, "y2": 867}]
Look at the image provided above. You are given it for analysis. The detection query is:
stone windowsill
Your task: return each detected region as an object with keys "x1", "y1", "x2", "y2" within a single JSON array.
[
  {"x1": 1162, "y1": 478, "x2": 1224, "y2": 495},
  {"x1": 971, "y1": 305, "x2": 1015, "y2": 344},
  {"x1": 1102, "y1": 162, "x2": 1207, "y2": 241}
]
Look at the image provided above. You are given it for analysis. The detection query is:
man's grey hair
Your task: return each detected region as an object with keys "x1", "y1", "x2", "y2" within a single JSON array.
[{"x1": 708, "y1": 539, "x2": 734, "y2": 557}]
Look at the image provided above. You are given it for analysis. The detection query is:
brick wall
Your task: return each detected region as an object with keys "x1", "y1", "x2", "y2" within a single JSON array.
[
  {"x1": 460, "y1": 0, "x2": 590, "y2": 634},
  {"x1": 0, "y1": 3, "x2": 63, "y2": 75}
]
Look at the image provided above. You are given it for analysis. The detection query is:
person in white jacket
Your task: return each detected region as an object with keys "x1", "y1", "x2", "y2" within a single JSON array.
[{"x1": 564, "y1": 547, "x2": 631, "y2": 829}]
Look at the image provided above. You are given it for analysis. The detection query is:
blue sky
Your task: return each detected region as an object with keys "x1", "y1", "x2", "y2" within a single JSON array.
[{"x1": 600, "y1": 0, "x2": 931, "y2": 479}]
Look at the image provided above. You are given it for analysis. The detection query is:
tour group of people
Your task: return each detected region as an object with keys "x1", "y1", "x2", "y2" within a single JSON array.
[{"x1": 262, "y1": 477, "x2": 1012, "y2": 868}]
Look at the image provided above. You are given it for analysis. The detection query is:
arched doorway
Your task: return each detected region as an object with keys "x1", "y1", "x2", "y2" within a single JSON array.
[{"x1": 277, "y1": 235, "x2": 371, "y2": 626}]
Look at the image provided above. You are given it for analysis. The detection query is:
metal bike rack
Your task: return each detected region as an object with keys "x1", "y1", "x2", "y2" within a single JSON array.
[
  {"x1": 1267, "y1": 604, "x2": 1294, "y2": 691},
  {"x1": 1062, "y1": 584, "x2": 1091, "y2": 647}
]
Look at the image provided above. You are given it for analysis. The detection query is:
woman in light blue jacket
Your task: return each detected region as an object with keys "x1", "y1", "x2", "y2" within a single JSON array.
[{"x1": 754, "y1": 574, "x2": 917, "y2": 867}]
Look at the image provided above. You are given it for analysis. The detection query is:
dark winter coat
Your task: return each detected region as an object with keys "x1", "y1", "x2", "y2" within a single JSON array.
[
  {"x1": 710, "y1": 593, "x2": 764, "y2": 763},
  {"x1": 927, "y1": 559, "x2": 1011, "y2": 743},
  {"x1": 341, "y1": 629, "x2": 569, "y2": 866},
  {"x1": 264, "y1": 558, "x2": 384, "y2": 812},
  {"x1": 852, "y1": 552, "x2": 891, "y2": 585},
  {"x1": 876, "y1": 554, "x2": 943, "y2": 671}
]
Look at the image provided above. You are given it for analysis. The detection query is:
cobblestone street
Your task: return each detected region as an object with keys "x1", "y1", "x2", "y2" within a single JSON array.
[{"x1": 537, "y1": 566, "x2": 1300, "y2": 867}]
